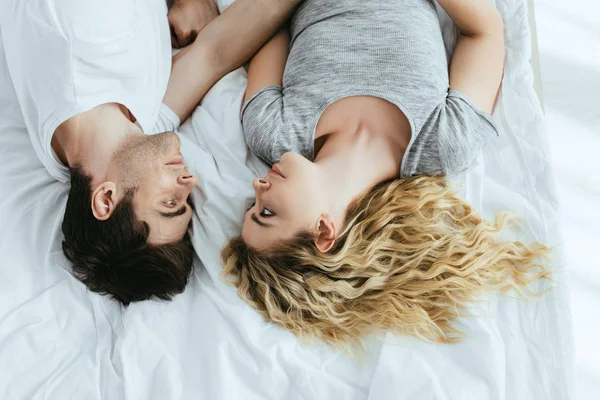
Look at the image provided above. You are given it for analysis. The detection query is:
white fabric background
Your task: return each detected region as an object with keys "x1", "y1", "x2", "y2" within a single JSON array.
[{"x1": 534, "y1": 0, "x2": 600, "y2": 398}]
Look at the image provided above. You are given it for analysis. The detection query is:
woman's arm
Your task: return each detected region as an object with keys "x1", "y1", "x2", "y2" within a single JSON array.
[
  {"x1": 162, "y1": 0, "x2": 300, "y2": 123},
  {"x1": 244, "y1": 28, "x2": 290, "y2": 104},
  {"x1": 436, "y1": 0, "x2": 505, "y2": 114}
]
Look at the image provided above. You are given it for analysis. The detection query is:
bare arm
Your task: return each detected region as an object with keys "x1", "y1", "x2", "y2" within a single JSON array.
[
  {"x1": 162, "y1": 0, "x2": 302, "y2": 123},
  {"x1": 436, "y1": 0, "x2": 505, "y2": 114},
  {"x1": 244, "y1": 28, "x2": 290, "y2": 104}
]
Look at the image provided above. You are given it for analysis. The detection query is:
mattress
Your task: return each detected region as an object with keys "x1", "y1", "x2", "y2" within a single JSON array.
[{"x1": 0, "y1": 0, "x2": 572, "y2": 399}]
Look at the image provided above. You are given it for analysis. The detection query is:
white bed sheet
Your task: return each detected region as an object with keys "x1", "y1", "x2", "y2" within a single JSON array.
[{"x1": 0, "y1": 0, "x2": 572, "y2": 399}]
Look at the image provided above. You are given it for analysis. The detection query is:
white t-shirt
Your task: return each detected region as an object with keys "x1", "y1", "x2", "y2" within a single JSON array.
[{"x1": 0, "y1": 0, "x2": 179, "y2": 183}]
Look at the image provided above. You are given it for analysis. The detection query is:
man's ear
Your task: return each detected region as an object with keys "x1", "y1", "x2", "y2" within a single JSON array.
[
  {"x1": 313, "y1": 214, "x2": 336, "y2": 253},
  {"x1": 91, "y1": 182, "x2": 118, "y2": 221}
]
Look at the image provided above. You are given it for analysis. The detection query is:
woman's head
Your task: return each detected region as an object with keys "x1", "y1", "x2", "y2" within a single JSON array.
[
  {"x1": 223, "y1": 176, "x2": 552, "y2": 346},
  {"x1": 242, "y1": 152, "x2": 340, "y2": 253}
]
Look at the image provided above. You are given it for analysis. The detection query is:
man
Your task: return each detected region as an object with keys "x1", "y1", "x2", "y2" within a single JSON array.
[{"x1": 0, "y1": 0, "x2": 301, "y2": 303}]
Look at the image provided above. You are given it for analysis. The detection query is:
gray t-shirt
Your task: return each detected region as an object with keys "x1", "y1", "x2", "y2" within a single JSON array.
[{"x1": 242, "y1": 0, "x2": 499, "y2": 177}]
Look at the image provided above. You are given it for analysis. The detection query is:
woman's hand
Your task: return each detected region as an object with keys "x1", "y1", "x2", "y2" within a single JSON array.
[{"x1": 168, "y1": 0, "x2": 220, "y2": 49}]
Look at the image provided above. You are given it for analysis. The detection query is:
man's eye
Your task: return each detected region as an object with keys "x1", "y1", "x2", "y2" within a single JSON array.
[
  {"x1": 260, "y1": 207, "x2": 274, "y2": 217},
  {"x1": 166, "y1": 200, "x2": 177, "y2": 207}
]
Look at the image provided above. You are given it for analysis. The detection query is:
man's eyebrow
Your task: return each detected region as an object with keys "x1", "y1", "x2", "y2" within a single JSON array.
[
  {"x1": 252, "y1": 213, "x2": 272, "y2": 228},
  {"x1": 158, "y1": 205, "x2": 187, "y2": 218}
]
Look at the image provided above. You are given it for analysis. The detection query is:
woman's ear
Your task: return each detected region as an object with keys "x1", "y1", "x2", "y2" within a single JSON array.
[
  {"x1": 91, "y1": 182, "x2": 118, "y2": 221},
  {"x1": 314, "y1": 214, "x2": 336, "y2": 253}
]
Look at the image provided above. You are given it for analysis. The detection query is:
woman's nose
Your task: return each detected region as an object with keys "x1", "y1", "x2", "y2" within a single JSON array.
[
  {"x1": 178, "y1": 174, "x2": 198, "y2": 187},
  {"x1": 252, "y1": 178, "x2": 270, "y2": 192}
]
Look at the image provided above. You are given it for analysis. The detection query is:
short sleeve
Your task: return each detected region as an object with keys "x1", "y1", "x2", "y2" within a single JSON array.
[
  {"x1": 148, "y1": 103, "x2": 181, "y2": 134},
  {"x1": 0, "y1": 0, "x2": 80, "y2": 183},
  {"x1": 0, "y1": 0, "x2": 167, "y2": 182},
  {"x1": 241, "y1": 86, "x2": 286, "y2": 165},
  {"x1": 402, "y1": 90, "x2": 499, "y2": 177}
]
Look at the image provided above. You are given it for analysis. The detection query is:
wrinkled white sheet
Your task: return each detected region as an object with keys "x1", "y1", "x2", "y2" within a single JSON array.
[{"x1": 0, "y1": 0, "x2": 572, "y2": 399}]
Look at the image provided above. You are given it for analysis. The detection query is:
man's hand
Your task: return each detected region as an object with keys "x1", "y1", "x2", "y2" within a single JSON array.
[
  {"x1": 168, "y1": 0, "x2": 219, "y2": 49},
  {"x1": 162, "y1": 0, "x2": 303, "y2": 123}
]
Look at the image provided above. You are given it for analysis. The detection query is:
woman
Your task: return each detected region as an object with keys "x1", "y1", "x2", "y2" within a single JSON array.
[{"x1": 222, "y1": 0, "x2": 552, "y2": 345}]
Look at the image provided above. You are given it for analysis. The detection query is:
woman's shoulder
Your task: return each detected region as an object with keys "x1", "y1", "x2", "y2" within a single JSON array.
[{"x1": 402, "y1": 91, "x2": 500, "y2": 177}]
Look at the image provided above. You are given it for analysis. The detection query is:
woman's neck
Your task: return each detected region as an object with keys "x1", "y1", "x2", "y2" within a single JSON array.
[
  {"x1": 314, "y1": 122, "x2": 407, "y2": 226},
  {"x1": 312, "y1": 96, "x2": 411, "y2": 225},
  {"x1": 52, "y1": 103, "x2": 142, "y2": 183}
]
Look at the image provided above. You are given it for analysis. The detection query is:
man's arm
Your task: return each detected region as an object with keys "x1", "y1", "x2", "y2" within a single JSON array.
[
  {"x1": 436, "y1": 0, "x2": 505, "y2": 114},
  {"x1": 162, "y1": 0, "x2": 302, "y2": 124}
]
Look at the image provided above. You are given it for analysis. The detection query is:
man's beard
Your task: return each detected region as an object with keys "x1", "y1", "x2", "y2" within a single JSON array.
[{"x1": 112, "y1": 131, "x2": 178, "y2": 188}]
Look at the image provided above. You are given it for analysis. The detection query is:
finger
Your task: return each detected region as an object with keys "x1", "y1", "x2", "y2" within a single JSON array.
[
  {"x1": 170, "y1": 25, "x2": 181, "y2": 49},
  {"x1": 176, "y1": 29, "x2": 192, "y2": 48},
  {"x1": 171, "y1": 33, "x2": 179, "y2": 49},
  {"x1": 168, "y1": 10, "x2": 181, "y2": 48},
  {"x1": 211, "y1": 0, "x2": 220, "y2": 16},
  {"x1": 188, "y1": 30, "x2": 199, "y2": 45}
]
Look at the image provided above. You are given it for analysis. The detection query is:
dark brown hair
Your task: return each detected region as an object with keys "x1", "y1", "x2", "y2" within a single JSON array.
[{"x1": 61, "y1": 168, "x2": 194, "y2": 304}]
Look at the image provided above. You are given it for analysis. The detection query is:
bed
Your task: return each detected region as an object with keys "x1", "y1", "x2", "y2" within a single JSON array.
[{"x1": 0, "y1": 0, "x2": 572, "y2": 398}]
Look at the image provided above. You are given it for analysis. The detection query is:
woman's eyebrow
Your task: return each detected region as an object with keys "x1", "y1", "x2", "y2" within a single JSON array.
[{"x1": 252, "y1": 213, "x2": 273, "y2": 228}]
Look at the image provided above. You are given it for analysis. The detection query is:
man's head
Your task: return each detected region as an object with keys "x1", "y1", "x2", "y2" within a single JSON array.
[{"x1": 62, "y1": 131, "x2": 197, "y2": 304}]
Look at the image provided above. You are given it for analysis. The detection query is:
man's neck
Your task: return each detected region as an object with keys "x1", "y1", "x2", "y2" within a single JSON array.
[{"x1": 52, "y1": 103, "x2": 142, "y2": 183}]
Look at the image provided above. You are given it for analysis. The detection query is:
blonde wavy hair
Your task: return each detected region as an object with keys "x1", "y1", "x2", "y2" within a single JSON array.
[{"x1": 221, "y1": 176, "x2": 552, "y2": 346}]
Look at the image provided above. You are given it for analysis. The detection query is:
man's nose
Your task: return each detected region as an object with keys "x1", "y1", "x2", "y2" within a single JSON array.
[
  {"x1": 252, "y1": 178, "x2": 270, "y2": 192},
  {"x1": 178, "y1": 174, "x2": 198, "y2": 188}
]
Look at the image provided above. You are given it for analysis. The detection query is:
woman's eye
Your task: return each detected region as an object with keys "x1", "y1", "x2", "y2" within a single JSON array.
[
  {"x1": 166, "y1": 200, "x2": 177, "y2": 208},
  {"x1": 246, "y1": 201, "x2": 256, "y2": 212},
  {"x1": 260, "y1": 207, "x2": 275, "y2": 217}
]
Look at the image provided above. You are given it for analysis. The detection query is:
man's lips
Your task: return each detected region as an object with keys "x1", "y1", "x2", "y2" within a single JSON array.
[{"x1": 166, "y1": 153, "x2": 184, "y2": 165}]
